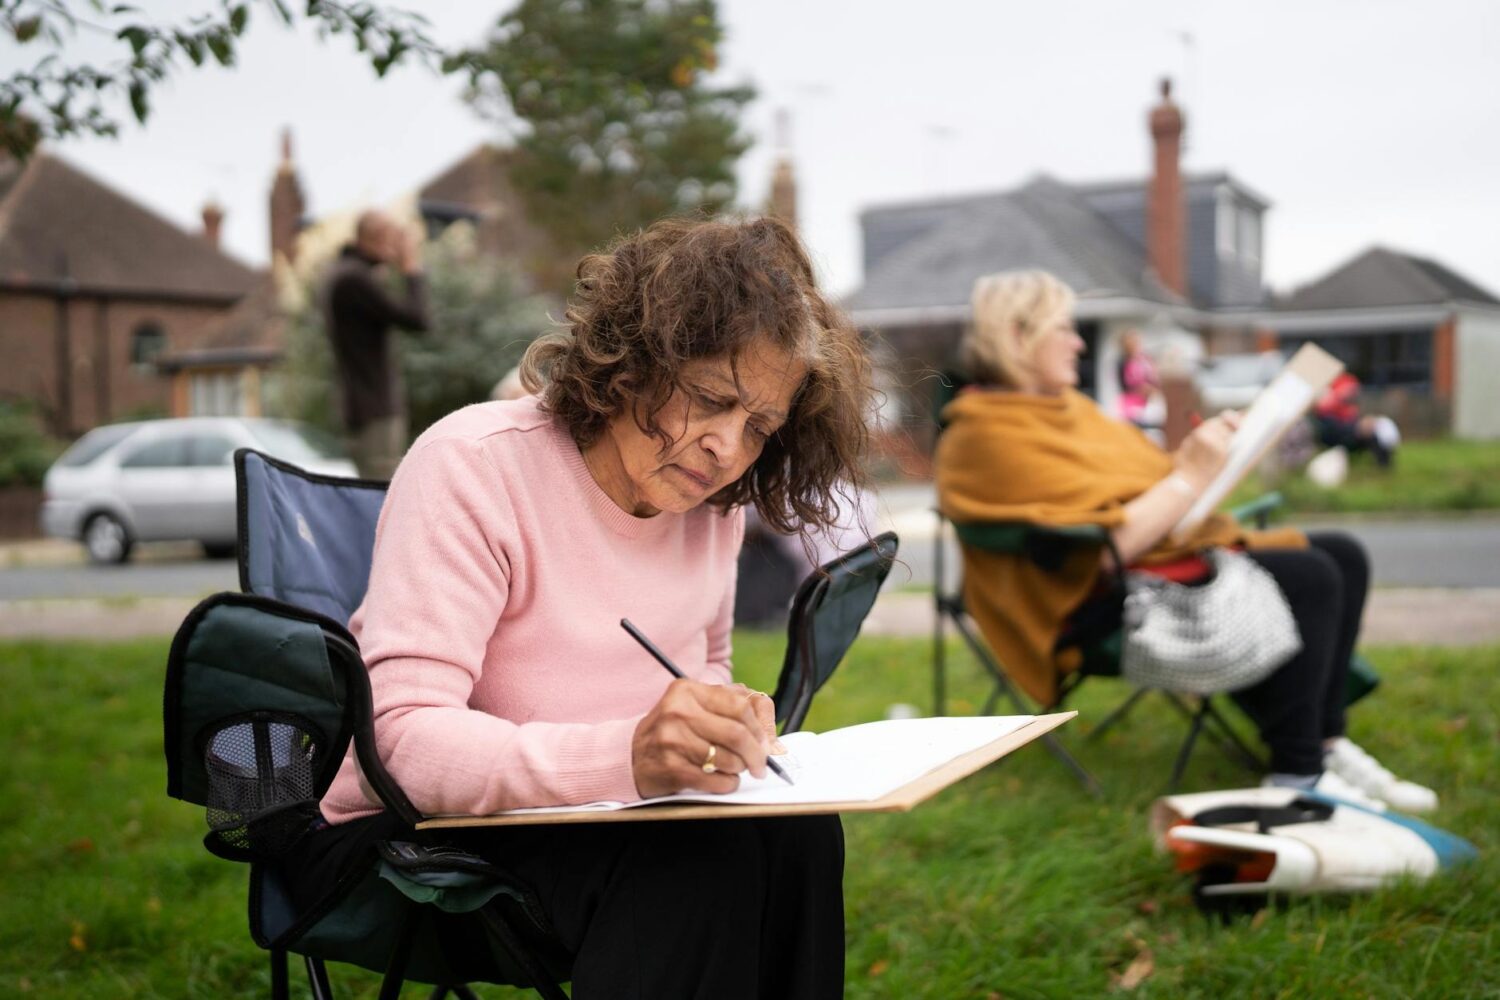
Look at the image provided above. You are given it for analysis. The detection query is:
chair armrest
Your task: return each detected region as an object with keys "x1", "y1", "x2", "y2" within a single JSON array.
[
  {"x1": 1228, "y1": 491, "x2": 1284, "y2": 529},
  {"x1": 951, "y1": 519, "x2": 1123, "y2": 588},
  {"x1": 951, "y1": 520, "x2": 1109, "y2": 552}
]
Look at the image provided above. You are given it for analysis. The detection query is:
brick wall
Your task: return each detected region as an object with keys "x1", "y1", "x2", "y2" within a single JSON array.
[
  {"x1": 0, "y1": 486, "x2": 41, "y2": 540},
  {"x1": 0, "y1": 291, "x2": 235, "y2": 436}
]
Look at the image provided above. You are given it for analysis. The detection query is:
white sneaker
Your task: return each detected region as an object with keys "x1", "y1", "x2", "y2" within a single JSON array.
[
  {"x1": 1323, "y1": 738, "x2": 1439, "y2": 813},
  {"x1": 1262, "y1": 771, "x2": 1388, "y2": 812}
]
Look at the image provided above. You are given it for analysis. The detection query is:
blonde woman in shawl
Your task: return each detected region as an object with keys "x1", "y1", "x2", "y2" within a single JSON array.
[{"x1": 934, "y1": 270, "x2": 1436, "y2": 813}]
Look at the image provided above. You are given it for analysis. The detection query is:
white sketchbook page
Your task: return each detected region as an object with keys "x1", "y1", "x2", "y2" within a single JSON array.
[
  {"x1": 497, "y1": 715, "x2": 1035, "y2": 817},
  {"x1": 1173, "y1": 371, "x2": 1314, "y2": 537},
  {"x1": 1173, "y1": 345, "x2": 1341, "y2": 538}
]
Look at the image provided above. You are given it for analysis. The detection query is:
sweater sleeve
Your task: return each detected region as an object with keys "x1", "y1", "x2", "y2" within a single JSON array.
[{"x1": 352, "y1": 436, "x2": 641, "y2": 814}]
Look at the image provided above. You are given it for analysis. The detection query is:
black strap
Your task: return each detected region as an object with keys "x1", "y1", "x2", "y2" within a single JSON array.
[{"x1": 1194, "y1": 796, "x2": 1335, "y2": 834}]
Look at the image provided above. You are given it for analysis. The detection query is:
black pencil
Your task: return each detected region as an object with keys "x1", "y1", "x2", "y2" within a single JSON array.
[{"x1": 620, "y1": 618, "x2": 794, "y2": 786}]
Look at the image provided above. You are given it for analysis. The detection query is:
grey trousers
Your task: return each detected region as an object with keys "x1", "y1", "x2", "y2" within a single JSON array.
[{"x1": 347, "y1": 415, "x2": 406, "y2": 480}]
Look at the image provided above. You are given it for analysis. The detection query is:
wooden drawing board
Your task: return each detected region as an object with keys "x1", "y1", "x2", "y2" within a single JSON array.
[{"x1": 417, "y1": 712, "x2": 1076, "y2": 829}]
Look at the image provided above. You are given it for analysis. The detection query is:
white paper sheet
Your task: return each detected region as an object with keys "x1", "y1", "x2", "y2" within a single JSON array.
[{"x1": 497, "y1": 715, "x2": 1035, "y2": 816}]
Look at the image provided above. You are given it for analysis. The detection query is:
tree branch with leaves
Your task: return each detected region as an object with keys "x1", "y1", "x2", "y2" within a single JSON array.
[
  {"x1": 0, "y1": 0, "x2": 476, "y2": 158},
  {"x1": 466, "y1": 0, "x2": 753, "y2": 292}
]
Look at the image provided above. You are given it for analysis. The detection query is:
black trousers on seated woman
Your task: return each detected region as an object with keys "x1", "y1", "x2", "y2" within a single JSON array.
[
  {"x1": 1232, "y1": 531, "x2": 1369, "y2": 775},
  {"x1": 285, "y1": 811, "x2": 846, "y2": 1000}
]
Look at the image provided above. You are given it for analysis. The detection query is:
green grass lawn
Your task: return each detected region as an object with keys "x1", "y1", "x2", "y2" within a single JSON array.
[
  {"x1": 2, "y1": 634, "x2": 1495, "y2": 998},
  {"x1": 1227, "y1": 437, "x2": 1500, "y2": 516}
]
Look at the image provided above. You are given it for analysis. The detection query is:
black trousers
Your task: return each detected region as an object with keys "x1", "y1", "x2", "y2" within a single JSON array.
[
  {"x1": 1232, "y1": 531, "x2": 1369, "y2": 773},
  {"x1": 1315, "y1": 415, "x2": 1393, "y2": 467},
  {"x1": 287, "y1": 811, "x2": 846, "y2": 1000}
]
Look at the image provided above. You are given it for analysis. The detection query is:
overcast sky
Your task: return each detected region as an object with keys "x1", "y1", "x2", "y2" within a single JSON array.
[{"x1": 28, "y1": 0, "x2": 1500, "y2": 300}]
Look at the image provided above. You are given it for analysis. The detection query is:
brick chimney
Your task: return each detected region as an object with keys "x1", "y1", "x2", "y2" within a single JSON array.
[
  {"x1": 201, "y1": 199, "x2": 224, "y2": 249},
  {"x1": 1147, "y1": 78, "x2": 1186, "y2": 297},
  {"x1": 766, "y1": 108, "x2": 798, "y2": 231},
  {"x1": 268, "y1": 128, "x2": 305, "y2": 265}
]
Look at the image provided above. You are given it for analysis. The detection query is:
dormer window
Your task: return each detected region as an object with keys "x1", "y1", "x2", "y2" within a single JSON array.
[
  {"x1": 1238, "y1": 204, "x2": 1261, "y2": 267},
  {"x1": 1216, "y1": 185, "x2": 1236, "y2": 259}
]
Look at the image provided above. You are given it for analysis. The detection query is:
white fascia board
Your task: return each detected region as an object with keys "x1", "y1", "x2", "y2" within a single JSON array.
[
  {"x1": 1216, "y1": 304, "x2": 1453, "y2": 333},
  {"x1": 851, "y1": 296, "x2": 1200, "y2": 330}
]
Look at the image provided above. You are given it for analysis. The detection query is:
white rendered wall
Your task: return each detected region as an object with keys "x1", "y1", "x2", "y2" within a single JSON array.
[{"x1": 1454, "y1": 308, "x2": 1500, "y2": 439}]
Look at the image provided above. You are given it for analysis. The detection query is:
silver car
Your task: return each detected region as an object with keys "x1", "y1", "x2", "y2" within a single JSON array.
[
  {"x1": 1194, "y1": 351, "x2": 1286, "y2": 413},
  {"x1": 41, "y1": 417, "x2": 360, "y2": 563}
]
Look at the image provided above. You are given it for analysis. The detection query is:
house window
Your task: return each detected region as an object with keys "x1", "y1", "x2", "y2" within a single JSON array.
[
  {"x1": 130, "y1": 323, "x2": 166, "y2": 368},
  {"x1": 189, "y1": 371, "x2": 243, "y2": 416},
  {"x1": 1215, "y1": 186, "x2": 1236, "y2": 259},
  {"x1": 1283, "y1": 330, "x2": 1432, "y2": 390},
  {"x1": 1076, "y1": 320, "x2": 1102, "y2": 396},
  {"x1": 1238, "y1": 206, "x2": 1261, "y2": 268}
]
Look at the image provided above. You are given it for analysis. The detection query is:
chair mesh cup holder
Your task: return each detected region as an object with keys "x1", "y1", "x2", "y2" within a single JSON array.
[{"x1": 201, "y1": 711, "x2": 324, "y2": 861}]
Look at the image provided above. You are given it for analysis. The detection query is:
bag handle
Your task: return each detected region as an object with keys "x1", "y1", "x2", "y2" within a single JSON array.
[{"x1": 1193, "y1": 797, "x2": 1335, "y2": 834}]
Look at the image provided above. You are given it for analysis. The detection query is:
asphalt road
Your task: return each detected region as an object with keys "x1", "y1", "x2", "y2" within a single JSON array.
[
  {"x1": 0, "y1": 553, "x2": 239, "y2": 600},
  {"x1": 887, "y1": 510, "x2": 1500, "y2": 592},
  {"x1": 3, "y1": 506, "x2": 1497, "y2": 601}
]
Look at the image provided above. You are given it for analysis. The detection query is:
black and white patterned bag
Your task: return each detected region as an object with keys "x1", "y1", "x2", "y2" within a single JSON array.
[{"x1": 1121, "y1": 549, "x2": 1302, "y2": 695}]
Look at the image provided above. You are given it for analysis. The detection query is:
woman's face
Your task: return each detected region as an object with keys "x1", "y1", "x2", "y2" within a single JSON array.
[
  {"x1": 587, "y1": 338, "x2": 807, "y2": 517},
  {"x1": 1018, "y1": 314, "x2": 1086, "y2": 394}
]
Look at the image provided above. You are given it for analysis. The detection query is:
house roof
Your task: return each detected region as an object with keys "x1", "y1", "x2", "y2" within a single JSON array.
[
  {"x1": 416, "y1": 143, "x2": 561, "y2": 291},
  {"x1": 1281, "y1": 246, "x2": 1500, "y2": 311},
  {"x1": 419, "y1": 143, "x2": 511, "y2": 209},
  {"x1": 846, "y1": 174, "x2": 1181, "y2": 316},
  {"x1": 1075, "y1": 170, "x2": 1272, "y2": 211},
  {"x1": 155, "y1": 277, "x2": 289, "y2": 371},
  {"x1": 0, "y1": 152, "x2": 259, "y2": 301}
]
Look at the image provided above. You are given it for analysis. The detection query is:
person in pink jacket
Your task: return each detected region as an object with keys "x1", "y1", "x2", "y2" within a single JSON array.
[{"x1": 288, "y1": 216, "x2": 874, "y2": 999}]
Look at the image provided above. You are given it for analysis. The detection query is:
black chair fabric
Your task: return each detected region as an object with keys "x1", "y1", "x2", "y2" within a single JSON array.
[
  {"x1": 165, "y1": 449, "x2": 569, "y2": 998},
  {"x1": 772, "y1": 532, "x2": 899, "y2": 733},
  {"x1": 171, "y1": 449, "x2": 897, "y2": 996}
]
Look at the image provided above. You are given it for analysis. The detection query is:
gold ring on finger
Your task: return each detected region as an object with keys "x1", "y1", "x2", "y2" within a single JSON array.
[{"x1": 701, "y1": 744, "x2": 718, "y2": 774}]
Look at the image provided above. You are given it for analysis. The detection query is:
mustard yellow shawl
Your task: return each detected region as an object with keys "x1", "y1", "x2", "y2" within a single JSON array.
[{"x1": 934, "y1": 388, "x2": 1304, "y2": 705}]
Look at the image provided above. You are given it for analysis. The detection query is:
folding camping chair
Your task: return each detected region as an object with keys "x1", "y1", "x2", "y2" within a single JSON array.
[
  {"x1": 166, "y1": 450, "x2": 899, "y2": 998},
  {"x1": 167, "y1": 448, "x2": 572, "y2": 1000},
  {"x1": 933, "y1": 493, "x2": 1380, "y2": 794}
]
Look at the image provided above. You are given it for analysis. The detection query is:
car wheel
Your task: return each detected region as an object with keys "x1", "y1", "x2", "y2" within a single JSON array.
[
  {"x1": 202, "y1": 542, "x2": 237, "y2": 560},
  {"x1": 83, "y1": 512, "x2": 133, "y2": 564}
]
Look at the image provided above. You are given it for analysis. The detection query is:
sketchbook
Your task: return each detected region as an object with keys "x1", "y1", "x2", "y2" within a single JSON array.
[
  {"x1": 1173, "y1": 343, "x2": 1344, "y2": 538},
  {"x1": 417, "y1": 712, "x2": 1075, "y2": 829}
]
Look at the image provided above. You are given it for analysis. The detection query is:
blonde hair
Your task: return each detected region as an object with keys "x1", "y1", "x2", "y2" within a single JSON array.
[{"x1": 962, "y1": 270, "x2": 1077, "y2": 387}]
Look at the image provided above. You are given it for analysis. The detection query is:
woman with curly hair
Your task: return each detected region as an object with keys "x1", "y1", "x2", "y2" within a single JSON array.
[{"x1": 290, "y1": 216, "x2": 872, "y2": 998}]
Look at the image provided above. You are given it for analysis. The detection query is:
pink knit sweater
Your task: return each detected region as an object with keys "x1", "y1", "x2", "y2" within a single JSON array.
[{"x1": 320, "y1": 397, "x2": 744, "y2": 823}]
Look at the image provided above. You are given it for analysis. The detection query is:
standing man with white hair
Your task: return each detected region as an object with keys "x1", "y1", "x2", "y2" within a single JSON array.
[{"x1": 322, "y1": 209, "x2": 430, "y2": 479}]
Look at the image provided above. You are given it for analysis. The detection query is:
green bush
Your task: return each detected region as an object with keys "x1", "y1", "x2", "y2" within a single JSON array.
[{"x1": 0, "y1": 402, "x2": 65, "y2": 487}]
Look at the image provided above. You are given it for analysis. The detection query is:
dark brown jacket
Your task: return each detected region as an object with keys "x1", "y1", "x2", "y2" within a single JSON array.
[{"x1": 321, "y1": 246, "x2": 429, "y2": 431}]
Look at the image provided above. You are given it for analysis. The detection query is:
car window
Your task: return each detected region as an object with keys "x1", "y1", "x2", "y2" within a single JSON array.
[
  {"x1": 120, "y1": 435, "x2": 189, "y2": 469},
  {"x1": 188, "y1": 435, "x2": 238, "y2": 467},
  {"x1": 246, "y1": 422, "x2": 349, "y2": 464},
  {"x1": 56, "y1": 424, "x2": 138, "y2": 467}
]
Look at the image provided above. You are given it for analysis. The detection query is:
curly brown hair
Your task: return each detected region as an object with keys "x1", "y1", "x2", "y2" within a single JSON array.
[{"x1": 520, "y1": 215, "x2": 872, "y2": 534}]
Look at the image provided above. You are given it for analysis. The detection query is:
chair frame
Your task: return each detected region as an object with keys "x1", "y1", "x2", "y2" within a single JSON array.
[
  {"x1": 227, "y1": 449, "x2": 571, "y2": 1000},
  {"x1": 220, "y1": 451, "x2": 901, "y2": 999},
  {"x1": 932, "y1": 509, "x2": 1270, "y2": 795}
]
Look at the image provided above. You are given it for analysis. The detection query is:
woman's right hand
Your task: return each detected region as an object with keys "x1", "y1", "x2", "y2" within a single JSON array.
[
  {"x1": 631, "y1": 679, "x2": 772, "y2": 799},
  {"x1": 1172, "y1": 411, "x2": 1240, "y2": 490}
]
